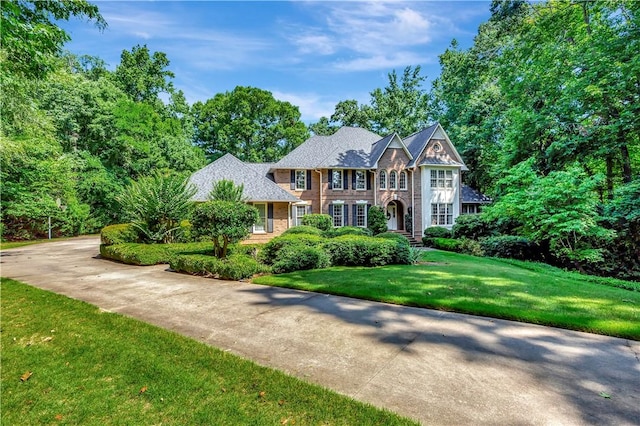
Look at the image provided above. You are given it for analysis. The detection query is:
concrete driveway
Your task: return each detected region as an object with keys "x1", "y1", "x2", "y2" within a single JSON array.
[{"x1": 2, "y1": 237, "x2": 639, "y2": 425}]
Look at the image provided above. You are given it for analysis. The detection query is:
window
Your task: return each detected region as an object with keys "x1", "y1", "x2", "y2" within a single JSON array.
[
  {"x1": 462, "y1": 204, "x2": 480, "y2": 215},
  {"x1": 399, "y1": 171, "x2": 407, "y2": 190},
  {"x1": 431, "y1": 203, "x2": 453, "y2": 226},
  {"x1": 332, "y1": 170, "x2": 343, "y2": 190},
  {"x1": 430, "y1": 169, "x2": 453, "y2": 188},
  {"x1": 389, "y1": 171, "x2": 398, "y2": 190},
  {"x1": 355, "y1": 204, "x2": 367, "y2": 227},
  {"x1": 253, "y1": 203, "x2": 267, "y2": 232},
  {"x1": 332, "y1": 204, "x2": 344, "y2": 227},
  {"x1": 355, "y1": 170, "x2": 366, "y2": 190},
  {"x1": 295, "y1": 170, "x2": 306, "y2": 190},
  {"x1": 294, "y1": 205, "x2": 307, "y2": 226},
  {"x1": 379, "y1": 170, "x2": 387, "y2": 189}
]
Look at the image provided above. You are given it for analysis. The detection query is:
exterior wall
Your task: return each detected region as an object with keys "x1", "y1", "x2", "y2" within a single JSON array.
[
  {"x1": 417, "y1": 139, "x2": 459, "y2": 165},
  {"x1": 376, "y1": 147, "x2": 412, "y2": 233},
  {"x1": 244, "y1": 202, "x2": 290, "y2": 244},
  {"x1": 412, "y1": 168, "x2": 423, "y2": 240},
  {"x1": 273, "y1": 169, "x2": 322, "y2": 213},
  {"x1": 420, "y1": 166, "x2": 461, "y2": 232}
]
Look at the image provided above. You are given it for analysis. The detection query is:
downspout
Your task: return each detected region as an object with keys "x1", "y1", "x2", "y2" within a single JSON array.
[
  {"x1": 373, "y1": 170, "x2": 377, "y2": 206},
  {"x1": 411, "y1": 168, "x2": 416, "y2": 239},
  {"x1": 315, "y1": 170, "x2": 323, "y2": 214}
]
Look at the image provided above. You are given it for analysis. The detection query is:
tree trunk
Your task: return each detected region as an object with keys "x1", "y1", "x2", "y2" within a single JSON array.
[
  {"x1": 620, "y1": 144, "x2": 632, "y2": 183},
  {"x1": 606, "y1": 155, "x2": 614, "y2": 200}
]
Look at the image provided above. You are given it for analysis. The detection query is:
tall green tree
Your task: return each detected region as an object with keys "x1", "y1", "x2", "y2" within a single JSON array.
[
  {"x1": 193, "y1": 86, "x2": 309, "y2": 162},
  {"x1": 112, "y1": 44, "x2": 175, "y2": 105}
]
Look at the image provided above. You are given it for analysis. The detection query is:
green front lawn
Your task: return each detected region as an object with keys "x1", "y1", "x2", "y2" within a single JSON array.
[
  {"x1": 1, "y1": 278, "x2": 415, "y2": 425},
  {"x1": 253, "y1": 251, "x2": 640, "y2": 340}
]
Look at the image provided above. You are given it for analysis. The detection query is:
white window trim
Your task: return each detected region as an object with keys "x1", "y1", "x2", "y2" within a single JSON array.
[
  {"x1": 389, "y1": 171, "x2": 398, "y2": 190},
  {"x1": 331, "y1": 169, "x2": 343, "y2": 190},
  {"x1": 430, "y1": 169, "x2": 453, "y2": 189},
  {"x1": 431, "y1": 203, "x2": 453, "y2": 226},
  {"x1": 379, "y1": 170, "x2": 387, "y2": 190},
  {"x1": 399, "y1": 171, "x2": 407, "y2": 191},
  {"x1": 332, "y1": 202, "x2": 344, "y2": 227},
  {"x1": 253, "y1": 203, "x2": 267, "y2": 233},
  {"x1": 295, "y1": 169, "x2": 306, "y2": 191},
  {"x1": 355, "y1": 203, "x2": 368, "y2": 228},
  {"x1": 355, "y1": 170, "x2": 366, "y2": 191}
]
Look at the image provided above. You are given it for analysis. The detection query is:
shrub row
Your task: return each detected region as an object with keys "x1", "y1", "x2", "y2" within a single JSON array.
[
  {"x1": 100, "y1": 241, "x2": 212, "y2": 265},
  {"x1": 101, "y1": 223, "x2": 140, "y2": 245},
  {"x1": 171, "y1": 254, "x2": 268, "y2": 280},
  {"x1": 480, "y1": 235, "x2": 540, "y2": 261}
]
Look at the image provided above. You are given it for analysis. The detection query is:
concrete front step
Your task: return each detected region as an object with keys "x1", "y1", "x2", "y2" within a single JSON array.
[{"x1": 389, "y1": 230, "x2": 421, "y2": 247}]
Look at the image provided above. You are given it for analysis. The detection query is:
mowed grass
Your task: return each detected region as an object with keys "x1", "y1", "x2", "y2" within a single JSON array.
[
  {"x1": 1, "y1": 278, "x2": 416, "y2": 425},
  {"x1": 253, "y1": 251, "x2": 640, "y2": 340}
]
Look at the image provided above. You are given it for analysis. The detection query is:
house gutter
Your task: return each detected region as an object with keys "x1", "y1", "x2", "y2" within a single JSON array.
[
  {"x1": 411, "y1": 168, "x2": 416, "y2": 239},
  {"x1": 315, "y1": 170, "x2": 323, "y2": 214},
  {"x1": 372, "y1": 170, "x2": 377, "y2": 206}
]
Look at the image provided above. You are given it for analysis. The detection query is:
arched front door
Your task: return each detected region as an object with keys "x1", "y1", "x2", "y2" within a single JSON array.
[{"x1": 386, "y1": 202, "x2": 398, "y2": 230}]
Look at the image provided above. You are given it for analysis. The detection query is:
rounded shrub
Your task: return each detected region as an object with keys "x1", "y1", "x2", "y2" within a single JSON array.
[
  {"x1": 429, "y1": 237, "x2": 463, "y2": 252},
  {"x1": 282, "y1": 225, "x2": 323, "y2": 236},
  {"x1": 259, "y1": 234, "x2": 324, "y2": 265},
  {"x1": 323, "y1": 226, "x2": 372, "y2": 238},
  {"x1": 452, "y1": 215, "x2": 494, "y2": 240},
  {"x1": 424, "y1": 226, "x2": 452, "y2": 239},
  {"x1": 301, "y1": 214, "x2": 333, "y2": 231},
  {"x1": 101, "y1": 223, "x2": 139, "y2": 245},
  {"x1": 367, "y1": 205, "x2": 388, "y2": 235},
  {"x1": 322, "y1": 235, "x2": 408, "y2": 267},
  {"x1": 375, "y1": 232, "x2": 410, "y2": 246},
  {"x1": 272, "y1": 244, "x2": 331, "y2": 273},
  {"x1": 480, "y1": 235, "x2": 539, "y2": 260},
  {"x1": 171, "y1": 253, "x2": 267, "y2": 280}
]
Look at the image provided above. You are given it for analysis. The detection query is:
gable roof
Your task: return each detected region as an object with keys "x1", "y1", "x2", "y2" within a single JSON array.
[
  {"x1": 189, "y1": 153, "x2": 300, "y2": 202},
  {"x1": 461, "y1": 184, "x2": 492, "y2": 204},
  {"x1": 404, "y1": 123, "x2": 467, "y2": 170},
  {"x1": 273, "y1": 126, "x2": 382, "y2": 169}
]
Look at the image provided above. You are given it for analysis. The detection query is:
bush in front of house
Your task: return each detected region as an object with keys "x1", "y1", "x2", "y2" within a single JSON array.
[
  {"x1": 451, "y1": 214, "x2": 495, "y2": 240},
  {"x1": 171, "y1": 253, "x2": 267, "y2": 280},
  {"x1": 301, "y1": 214, "x2": 333, "y2": 231},
  {"x1": 428, "y1": 237, "x2": 463, "y2": 252},
  {"x1": 323, "y1": 235, "x2": 409, "y2": 266},
  {"x1": 323, "y1": 226, "x2": 372, "y2": 238},
  {"x1": 101, "y1": 223, "x2": 140, "y2": 245},
  {"x1": 100, "y1": 241, "x2": 212, "y2": 265},
  {"x1": 367, "y1": 206, "x2": 388, "y2": 235},
  {"x1": 259, "y1": 234, "x2": 325, "y2": 265},
  {"x1": 375, "y1": 232, "x2": 411, "y2": 247},
  {"x1": 422, "y1": 226, "x2": 452, "y2": 247},
  {"x1": 271, "y1": 244, "x2": 331, "y2": 273},
  {"x1": 281, "y1": 225, "x2": 323, "y2": 236},
  {"x1": 480, "y1": 235, "x2": 539, "y2": 261}
]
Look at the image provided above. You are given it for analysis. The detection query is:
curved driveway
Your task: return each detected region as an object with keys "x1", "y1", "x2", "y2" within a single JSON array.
[{"x1": 2, "y1": 237, "x2": 639, "y2": 425}]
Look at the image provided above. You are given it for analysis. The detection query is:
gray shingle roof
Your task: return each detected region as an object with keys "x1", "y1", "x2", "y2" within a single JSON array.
[
  {"x1": 403, "y1": 124, "x2": 439, "y2": 168},
  {"x1": 274, "y1": 127, "x2": 382, "y2": 169},
  {"x1": 189, "y1": 153, "x2": 300, "y2": 202},
  {"x1": 418, "y1": 157, "x2": 466, "y2": 167},
  {"x1": 461, "y1": 184, "x2": 492, "y2": 204}
]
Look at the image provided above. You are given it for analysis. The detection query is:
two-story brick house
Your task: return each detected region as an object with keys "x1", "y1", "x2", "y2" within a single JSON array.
[{"x1": 189, "y1": 123, "x2": 488, "y2": 243}]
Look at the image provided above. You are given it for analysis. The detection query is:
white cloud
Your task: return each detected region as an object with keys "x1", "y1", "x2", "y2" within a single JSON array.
[{"x1": 270, "y1": 90, "x2": 338, "y2": 123}]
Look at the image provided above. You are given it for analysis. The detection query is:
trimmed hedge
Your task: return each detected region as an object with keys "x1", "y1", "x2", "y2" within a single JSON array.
[
  {"x1": 480, "y1": 235, "x2": 539, "y2": 261},
  {"x1": 323, "y1": 226, "x2": 372, "y2": 238},
  {"x1": 100, "y1": 241, "x2": 211, "y2": 265},
  {"x1": 424, "y1": 226, "x2": 452, "y2": 239},
  {"x1": 171, "y1": 253, "x2": 267, "y2": 280},
  {"x1": 272, "y1": 244, "x2": 331, "y2": 273},
  {"x1": 282, "y1": 225, "x2": 323, "y2": 236},
  {"x1": 428, "y1": 238, "x2": 463, "y2": 252},
  {"x1": 259, "y1": 234, "x2": 324, "y2": 265},
  {"x1": 451, "y1": 215, "x2": 494, "y2": 240},
  {"x1": 301, "y1": 214, "x2": 333, "y2": 231},
  {"x1": 375, "y1": 232, "x2": 410, "y2": 246},
  {"x1": 323, "y1": 235, "x2": 410, "y2": 267},
  {"x1": 101, "y1": 223, "x2": 139, "y2": 245}
]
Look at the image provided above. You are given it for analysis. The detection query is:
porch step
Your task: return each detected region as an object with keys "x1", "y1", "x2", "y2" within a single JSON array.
[{"x1": 389, "y1": 230, "x2": 422, "y2": 247}]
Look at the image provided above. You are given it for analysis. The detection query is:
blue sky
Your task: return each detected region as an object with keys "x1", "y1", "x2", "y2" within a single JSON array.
[{"x1": 60, "y1": 1, "x2": 491, "y2": 123}]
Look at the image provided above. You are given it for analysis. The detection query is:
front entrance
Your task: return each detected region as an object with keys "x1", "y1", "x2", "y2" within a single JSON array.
[{"x1": 386, "y1": 202, "x2": 398, "y2": 230}]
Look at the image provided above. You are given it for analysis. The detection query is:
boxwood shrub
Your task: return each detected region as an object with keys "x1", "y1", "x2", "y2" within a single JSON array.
[
  {"x1": 323, "y1": 235, "x2": 409, "y2": 266},
  {"x1": 281, "y1": 225, "x2": 323, "y2": 236},
  {"x1": 301, "y1": 214, "x2": 333, "y2": 231},
  {"x1": 100, "y1": 243, "x2": 172, "y2": 265},
  {"x1": 429, "y1": 238, "x2": 463, "y2": 252},
  {"x1": 480, "y1": 235, "x2": 539, "y2": 261},
  {"x1": 323, "y1": 226, "x2": 372, "y2": 238},
  {"x1": 375, "y1": 232, "x2": 410, "y2": 246},
  {"x1": 259, "y1": 234, "x2": 324, "y2": 265},
  {"x1": 271, "y1": 244, "x2": 331, "y2": 273},
  {"x1": 171, "y1": 253, "x2": 268, "y2": 280},
  {"x1": 100, "y1": 223, "x2": 139, "y2": 245}
]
